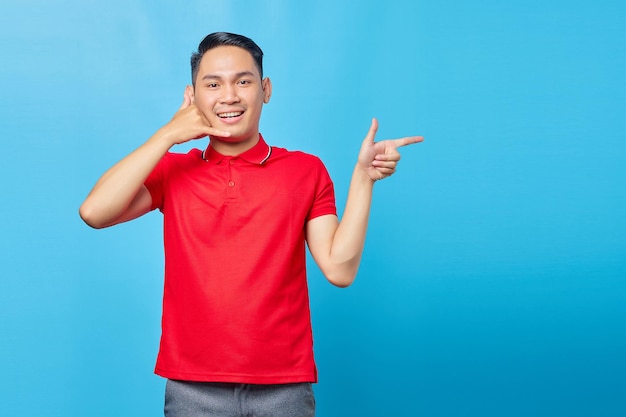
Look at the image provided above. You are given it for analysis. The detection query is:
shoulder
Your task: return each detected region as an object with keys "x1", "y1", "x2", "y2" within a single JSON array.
[
  {"x1": 269, "y1": 146, "x2": 326, "y2": 168},
  {"x1": 164, "y1": 148, "x2": 203, "y2": 160},
  {"x1": 158, "y1": 148, "x2": 203, "y2": 168},
  {"x1": 266, "y1": 147, "x2": 333, "y2": 188}
]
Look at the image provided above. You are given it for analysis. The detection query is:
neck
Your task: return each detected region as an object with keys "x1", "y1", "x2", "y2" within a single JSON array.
[{"x1": 208, "y1": 133, "x2": 259, "y2": 156}]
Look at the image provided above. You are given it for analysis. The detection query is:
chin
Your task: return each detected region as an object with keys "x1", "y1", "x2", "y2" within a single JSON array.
[{"x1": 211, "y1": 132, "x2": 249, "y2": 143}]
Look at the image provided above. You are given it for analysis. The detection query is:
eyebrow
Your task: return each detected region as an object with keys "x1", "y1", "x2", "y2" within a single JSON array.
[{"x1": 201, "y1": 71, "x2": 256, "y2": 81}]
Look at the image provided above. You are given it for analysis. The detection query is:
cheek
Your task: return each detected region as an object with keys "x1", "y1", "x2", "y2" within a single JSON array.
[
  {"x1": 194, "y1": 90, "x2": 218, "y2": 105},
  {"x1": 193, "y1": 103, "x2": 216, "y2": 123},
  {"x1": 247, "y1": 95, "x2": 266, "y2": 112},
  {"x1": 194, "y1": 97, "x2": 217, "y2": 116},
  {"x1": 194, "y1": 95, "x2": 207, "y2": 107}
]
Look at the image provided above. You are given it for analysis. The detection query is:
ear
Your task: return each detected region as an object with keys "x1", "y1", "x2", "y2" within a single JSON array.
[
  {"x1": 186, "y1": 84, "x2": 195, "y2": 104},
  {"x1": 262, "y1": 77, "x2": 272, "y2": 104}
]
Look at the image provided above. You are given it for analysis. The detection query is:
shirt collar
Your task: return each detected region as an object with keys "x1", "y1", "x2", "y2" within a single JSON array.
[{"x1": 202, "y1": 134, "x2": 272, "y2": 165}]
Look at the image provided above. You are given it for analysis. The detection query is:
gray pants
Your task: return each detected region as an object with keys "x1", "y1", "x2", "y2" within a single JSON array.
[{"x1": 164, "y1": 379, "x2": 316, "y2": 417}]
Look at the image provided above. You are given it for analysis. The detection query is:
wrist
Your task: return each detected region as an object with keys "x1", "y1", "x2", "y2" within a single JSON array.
[
  {"x1": 354, "y1": 164, "x2": 376, "y2": 185},
  {"x1": 152, "y1": 125, "x2": 181, "y2": 149}
]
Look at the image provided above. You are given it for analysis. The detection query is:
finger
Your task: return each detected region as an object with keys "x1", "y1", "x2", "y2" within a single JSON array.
[
  {"x1": 371, "y1": 159, "x2": 398, "y2": 169},
  {"x1": 373, "y1": 166, "x2": 396, "y2": 176},
  {"x1": 196, "y1": 110, "x2": 230, "y2": 137},
  {"x1": 386, "y1": 135, "x2": 424, "y2": 149},
  {"x1": 362, "y1": 117, "x2": 379, "y2": 145},
  {"x1": 205, "y1": 127, "x2": 231, "y2": 137},
  {"x1": 375, "y1": 148, "x2": 401, "y2": 161},
  {"x1": 178, "y1": 94, "x2": 191, "y2": 111},
  {"x1": 374, "y1": 154, "x2": 400, "y2": 163},
  {"x1": 178, "y1": 86, "x2": 193, "y2": 111}
]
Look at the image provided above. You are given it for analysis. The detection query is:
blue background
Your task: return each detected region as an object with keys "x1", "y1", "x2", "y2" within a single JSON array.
[{"x1": 1, "y1": 0, "x2": 625, "y2": 416}]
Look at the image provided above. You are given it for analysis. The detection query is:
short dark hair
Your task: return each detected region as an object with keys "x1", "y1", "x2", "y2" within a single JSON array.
[{"x1": 191, "y1": 32, "x2": 264, "y2": 85}]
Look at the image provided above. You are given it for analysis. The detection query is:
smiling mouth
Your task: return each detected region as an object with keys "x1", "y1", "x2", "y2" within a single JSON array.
[{"x1": 218, "y1": 111, "x2": 243, "y2": 119}]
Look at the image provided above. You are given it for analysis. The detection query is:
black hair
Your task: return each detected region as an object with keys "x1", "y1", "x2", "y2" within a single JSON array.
[{"x1": 190, "y1": 32, "x2": 264, "y2": 85}]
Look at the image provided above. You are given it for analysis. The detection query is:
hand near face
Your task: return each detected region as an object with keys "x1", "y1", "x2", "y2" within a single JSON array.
[
  {"x1": 357, "y1": 118, "x2": 423, "y2": 182},
  {"x1": 162, "y1": 86, "x2": 231, "y2": 145}
]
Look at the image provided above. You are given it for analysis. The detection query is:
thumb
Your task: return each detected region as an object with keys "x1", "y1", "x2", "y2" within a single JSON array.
[
  {"x1": 362, "y1": 117, "x2": 378, "y2": 146},
  {"x1": 178, "y1": 85, "x2": 193, "y2": 111}
]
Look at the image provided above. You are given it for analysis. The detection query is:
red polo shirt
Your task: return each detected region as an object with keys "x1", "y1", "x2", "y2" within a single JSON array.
[{"x1": 144, "y1": 135, "x2": 336, "y2": 384}]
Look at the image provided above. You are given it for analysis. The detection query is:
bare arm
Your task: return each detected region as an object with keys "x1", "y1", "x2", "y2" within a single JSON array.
[
  {"x1": 79, "y1": 87, "x2": 230, "y2": 228},
  {"x1": 306, "y1": 118, "x2": 423, "y2": 287}
]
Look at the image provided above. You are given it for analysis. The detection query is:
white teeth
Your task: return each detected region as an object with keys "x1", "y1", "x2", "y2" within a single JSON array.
[{"x1": 218, "y1": 111, "x2": 243, "y2": 118}]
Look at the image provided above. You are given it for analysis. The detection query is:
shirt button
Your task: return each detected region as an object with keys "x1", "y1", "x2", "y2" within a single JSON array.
[
  {"x1": 229, "y1": 159, "x2": 235, "y2": 165},
  {"x1": 228, "y1": 181, "x2": 235, "y2": 187}
]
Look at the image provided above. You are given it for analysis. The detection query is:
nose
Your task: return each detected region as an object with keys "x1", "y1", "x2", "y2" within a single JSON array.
[{"x1": 220, "y1": 84, "x2": 240, "y2": 104}]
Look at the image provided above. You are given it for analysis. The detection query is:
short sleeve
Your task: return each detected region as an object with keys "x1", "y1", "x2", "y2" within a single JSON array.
[
  {"x1": 144, "y1": 153, "x2": 169, "y2": 212},
  {"x1": 308, "y1": 158, "x2": 337, "y2": 221}
]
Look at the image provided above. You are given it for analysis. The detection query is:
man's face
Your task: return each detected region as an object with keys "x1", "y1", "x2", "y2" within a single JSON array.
[{"x1": 192, "y1": 45, "x2": 271, "y2": 146}]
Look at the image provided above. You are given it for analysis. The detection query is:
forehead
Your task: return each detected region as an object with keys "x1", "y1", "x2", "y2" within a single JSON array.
[{"x1": 198, "y1": 46, "x2": 259, "y2": 77}]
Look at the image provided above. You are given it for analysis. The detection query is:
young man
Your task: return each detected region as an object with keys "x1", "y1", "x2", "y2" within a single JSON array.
[{"x1": 80, "y1": 32, "x2": 422, "y2": 416}]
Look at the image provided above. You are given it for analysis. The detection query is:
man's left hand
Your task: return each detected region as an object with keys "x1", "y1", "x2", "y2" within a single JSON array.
[{"x1": 357, "y1": 118, "x2": 423, "y2": 182}]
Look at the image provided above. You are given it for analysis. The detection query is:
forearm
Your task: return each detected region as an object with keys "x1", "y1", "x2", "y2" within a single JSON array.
[
  {"x1": 79, "y1": 128, "x2": 174, "y2": 228},
  {"x1": 326, "y1": 165, "x2": 374, "y2": 286},
  {"x1": 309, "y1": 118, "x2": 421, "y2": 286}
]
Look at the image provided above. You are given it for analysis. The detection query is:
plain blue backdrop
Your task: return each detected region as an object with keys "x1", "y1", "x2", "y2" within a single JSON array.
[{"x1": 1, "y1": 0, "x2": 624, "y2": 416}]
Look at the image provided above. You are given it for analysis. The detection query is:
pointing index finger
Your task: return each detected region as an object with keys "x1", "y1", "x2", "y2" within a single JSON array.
[{"x1": 387, "y1": 136, "x2": 424, "y2": 149}]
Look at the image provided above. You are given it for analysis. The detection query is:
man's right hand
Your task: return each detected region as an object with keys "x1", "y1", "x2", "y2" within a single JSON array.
[
  {"x1": 80, "y1": 85, "x2": 230, "y2": 228},
  {"x1": 162, "y1": 86, "x2": 231, "y2": 145}
]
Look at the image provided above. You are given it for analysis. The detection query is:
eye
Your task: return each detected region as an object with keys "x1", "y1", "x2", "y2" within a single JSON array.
[
  {"x1": 205, "y1": 82, "x2": 219, "y2": 89},
  {"x1": 238, "y1": 79, "x2": 252, "y2": 86}
]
